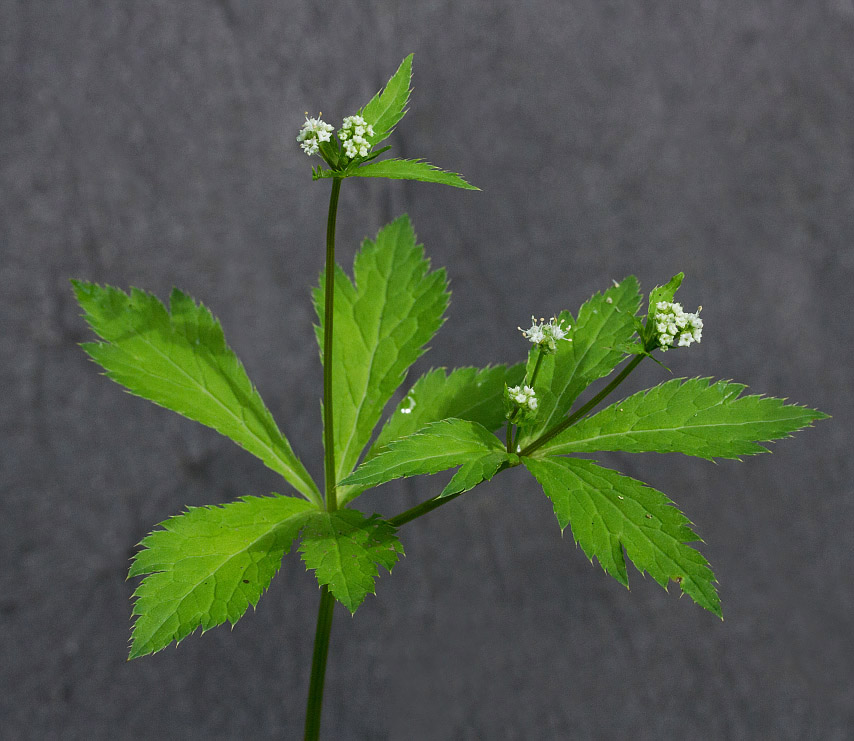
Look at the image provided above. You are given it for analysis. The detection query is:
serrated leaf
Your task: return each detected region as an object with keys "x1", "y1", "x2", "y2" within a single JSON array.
[
  {"x1": 73, "y1": 281, "x2": 320, "y2": 504},
  {"x1": 369, "y1": 364, "x2": 525, "y2": 457},
  {"x1": 338, "y1": 364, "x2": 522, "y2": 506},
  {"x1": 299, "y1": 509, "x2": 403, "y2": 613},
  {"x1": 359, "y1": 54, "x2": 413, "y2": 146},
  {"x1": 522, "y1": 456, "x2": 720, "y2": 616},
  {"x1": 538, "y1": 377, "x2": 829, "y2": 459},
  {"x1": 643, "y1": 272, "x2": 685, "y2": 347},
  {"x1": 128, "y1": 494, "x2": 316, "y2": 659},
  {"x1": 518, "y1": 276, "x2": 642, "y2": 445},
  {"x1": 340, "y1": 418, "x2": 504, "y2": 490},
  {"x1": 313, "y1": 215, "x2": 450, "y2": 490},
  {"x1": 440, "y1": 451, "x2": 507, "y2": 498},
  {"x1": 328, "y1": 158, "x2": 478, "y2": 190},
  {"x1": 647, "y1": 272, "x2": 684, "y2": 322}
]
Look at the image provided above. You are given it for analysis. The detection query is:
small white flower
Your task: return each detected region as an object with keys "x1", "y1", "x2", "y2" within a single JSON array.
[
  {"x1": 519, "y1": 316, "x2": 570, "y2": 353},
  {"x1": 297, "y1": 115, "x2": 334, "y2": 157},
  {"x1": 653, "y1": 301, "x2": 703, "y2": 350},
  {"x1": 507, "y1": 384, "x2": 538, "y2": 413},
  {"x1": 338, "y1": 115, "x2": 374, "y2": 159}
]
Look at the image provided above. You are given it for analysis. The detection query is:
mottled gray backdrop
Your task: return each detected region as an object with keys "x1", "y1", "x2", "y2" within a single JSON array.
[{"x1": 2, "y1": 1, "x2": 852, "y2": 739}]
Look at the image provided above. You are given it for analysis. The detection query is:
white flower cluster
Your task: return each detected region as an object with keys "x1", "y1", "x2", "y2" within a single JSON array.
[
  {"x1": 296, "y1": 115, "x2": 334, "y2": 156},
  {"x1": 507, "y1": 385, "x2": 538, "y2": 413},
  {"x1": 519, "y1": 316, "x2": 570, "y2": 353},
  {"x1": 654, "y1": 301, "x2": 703, "y2": 349},
  {"x1": 338, "y1": 115, "x2": 374, "y2": 159}
]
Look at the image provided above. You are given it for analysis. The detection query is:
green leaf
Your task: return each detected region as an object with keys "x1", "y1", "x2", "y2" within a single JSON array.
[
  {"x1": 359, "y1": 54, "x2": 413, "y2": 146},
  {"x1": 340, "y1": 418, "x2": 505, "y2": 490},
  {"x1": 128, "y1": 494, "x2": 316, "y2": 659},
  {"x1": 323, "y1": 158, "x2": 478, "y2": 190},
  {"x1": 299, "y1": 509, "x2": 403, "y2": 613},
  {"x1": 523, "y1": 457, "x2": 720, "y2": 617},
  {"x1": 643, "y1": 272, "x2": 685, "y2": 347},
  {"x1": 369, "y1": 364, "x2": 525, "y2": 457},
  {"x1": 648, "y1": 272, "x2": 684, "y2": 317},
  {"x1": 537, "y1": 377, "x2": 829, "y2": 459},
  {"x1": 440, "y1": 451, "x2": 507, "y2": 498},
  {"x1": 313, "y1": 215, "x2": 450, "y2": 488},
  {"x1": 518, "y1": 276, "x2": 642, "y2": 446},
  {"x1": 340, "y1": 364, "x2": 522, "y2": 506},
  {"x1": 72, "y1": 281, "x2": 321, "y2": 504}
]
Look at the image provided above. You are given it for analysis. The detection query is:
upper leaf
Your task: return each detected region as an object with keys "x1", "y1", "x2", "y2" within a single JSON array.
[
  {"x1": 523, "y1": 456, "x2": 720, "y2": 617},
  {"x1": 340, "y1": 418, "x2": 505, "y2": 490},
  {"x1": 359, "y1": 54, "x2": 413, "y2": 147},
  {"x1": 322, "y1": 158, "x2": 478, "y2": 190},
  {"x1": 537, "y1": 377, "x2": 829, "y2": 459},
  {"x1": 641, "y1": 272, "x2": 685, "y2": 349},
  {"x1": 299, "y1": 509, "x2": 403, "y2": 613},
  {"x1": 648, "y1": 272, "x2": 684, "y2": 316},
  {"x1": 128, "y1": 494, "x2": 316, "y2": 659},
  {"x1": 518, "y1": 276, "x2": 642, "y2": 445},
  {"x1": 73, "y1": 281, "x2": 320, "y2": 504},
  {"x1": 313, "y1": 215, "x2": 450, "y2": 488},
  {"x1": 369, "y1": 365, "x2": 525, "y2": 457}
]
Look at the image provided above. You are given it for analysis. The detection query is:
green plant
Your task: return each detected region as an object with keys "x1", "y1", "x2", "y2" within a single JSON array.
[{"x1": 73, "y1": 55, "x2": 827, "y2": 739}]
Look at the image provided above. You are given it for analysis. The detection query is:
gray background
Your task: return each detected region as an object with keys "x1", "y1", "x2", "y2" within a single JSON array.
[{"x1": 2, "y1": 1, "x2": 852, "y2": 739}]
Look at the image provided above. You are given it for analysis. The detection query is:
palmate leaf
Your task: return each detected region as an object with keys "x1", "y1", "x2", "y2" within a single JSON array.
[
  {"x1": 72, "y1": 282, "x2": 320, "y2": 504},
  {"x1": 341, "y1": 418, "x2": 506, "y2": 491},
  {"x1": 523, "y1": 456, "x2": 720, "y2": 616},
  {"x1": 128, "y1": 494, "x2": 316, "y2": 659},
  {"x1": 313, "y1": 215, "x2": 449, "y2": 490},
  {"x1": 299, "y1": 510, "x2": 403, "y2": 613},
  {"x1": 539, "y1": 377, "x2": 829, "y2": 459},
  {"x1": 359, "y1": 54, "x2": 413, "y2": 146},
  {"x1": 518, "y1": 276, "x2": 642, "y2": 446},
  {"x1": 333, "y1": 158, "x2": 478, "y2": 190},
  {"x1": 369, "y1": 364, "x2": 525, "y2": 457}
]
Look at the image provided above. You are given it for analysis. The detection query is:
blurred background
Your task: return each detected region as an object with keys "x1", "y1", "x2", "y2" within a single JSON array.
[{"x1": 2, "y1": 1, "x2": 852, "y2": 738}]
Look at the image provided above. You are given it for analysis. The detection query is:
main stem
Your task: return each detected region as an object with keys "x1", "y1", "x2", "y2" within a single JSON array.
[
  {"x1": 304, "y1": 177, "x2": 342, "y2": 741},
  {"x1": 322, "y1": 178, "x2": 342, "y2": 514}
]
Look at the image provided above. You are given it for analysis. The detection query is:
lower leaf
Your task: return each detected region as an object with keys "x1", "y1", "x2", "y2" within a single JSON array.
[
  {"x1": 128, "y1": 494, "x2": 316, "y2": 659},
  {"x1": 299, "y1": 510, "x2": 404, "y2": 613}
]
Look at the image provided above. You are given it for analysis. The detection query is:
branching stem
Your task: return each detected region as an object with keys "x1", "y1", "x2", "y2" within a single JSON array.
[
  {"x1": 394, "y1": 353, "x2": 646, "y2": 529},
  {"x1": 520, "y1": 353, "x2": 644, "y2": 457}
]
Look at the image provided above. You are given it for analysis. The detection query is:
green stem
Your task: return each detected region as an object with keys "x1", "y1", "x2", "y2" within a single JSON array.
[
  {"x1": 528, "y1": 347, "x2": 546, "y2": 388},
  {"x1": 505, "y1": 347, "x2": 547, "y2": 453},
  {"x1": 507, "y1": 347, "x2": 547, "y2": 452},
  {"x1": 389, "y1": 489, "x2": 467, "y2": 528},
  {"x1": 322, "y1": 177, "x2": 342, "y2": 513},
  {"x1": 304, "y1": 177, "x2": 343, "y2": 741},
  {"x1": 390, "y1": 454, "x2": 520, "y2": 528},
  {"x1": 304, "y1": 586, "x2": 335, "y2": 741},
  {"x1": 520, "y1": 353, "x2": 645, "y2": 457}
]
